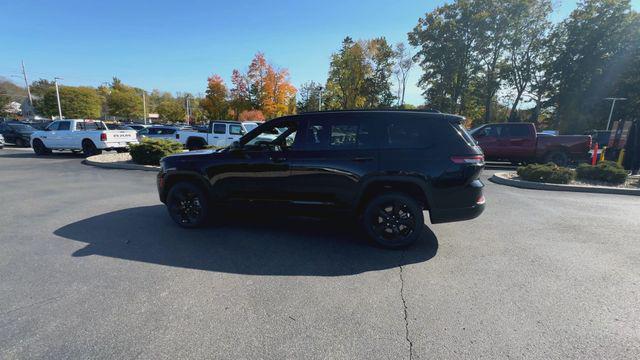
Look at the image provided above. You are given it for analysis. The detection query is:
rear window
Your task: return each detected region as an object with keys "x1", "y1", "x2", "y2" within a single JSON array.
[
  {"x1": 507, "y1": 125, "x2": 530, "y2": 137},
  {"x1": 76, "y1": 121, "x2": 107, "y2": 131},
  {"x1": 454, "y1": 123, "x2": 478, "y2": 147},
  {"x1": 382, "y1": 117, "x2": 434, "y2": 149}
]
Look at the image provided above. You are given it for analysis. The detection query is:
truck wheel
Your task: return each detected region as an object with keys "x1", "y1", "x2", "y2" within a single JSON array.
[
  {"x1": 82, "y1": 140, "x2": 102, "y2": 156},
  {"x1": 166, "y1": 182, "x2": 210, "y2": 228},
  {"x1": 545, "y1": 150, "x2": 569, "y2": 167},
  {"x1": 187, "y1": 139, "x2": 205, "y2": 151},
  {"x1": 32, "y1": 139, "x2": 52, "y2": 155},
  {"x1": 361, "y1": 192, "x2": 424, "y2": 249}
]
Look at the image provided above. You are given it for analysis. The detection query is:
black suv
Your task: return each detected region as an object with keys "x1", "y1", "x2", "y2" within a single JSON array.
[{"x1": 157, "y1": 111, "x2": 485, "y2": 248}]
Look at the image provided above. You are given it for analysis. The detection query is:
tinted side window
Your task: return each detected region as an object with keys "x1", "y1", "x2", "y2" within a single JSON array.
[
  {"x1": 229, "y1": 124, "x2": 243, "y2": 135},
  {"x1": 383, "y1": 117, "x2": 434, "y2": 149},
  {"x1": 213, "y1": 124, "x2": 226, "y2": 134},
  {"x1": 304, "y1": 117, "x2": 375, "y2": 150},
  {"x1": 47, "y1": 122, "x2": 60, "y2": 131},
  {"x1": 507, "y1": 125, "x2": 530, "y2": 137},
  {"x1": 58, "y1": 121, "x2": 71, "y2": 131}
]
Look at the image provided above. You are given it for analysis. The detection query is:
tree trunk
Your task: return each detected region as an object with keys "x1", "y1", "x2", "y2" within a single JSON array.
[{"x1": 508, "y1": 91, "x2": 523, "y2": 122}]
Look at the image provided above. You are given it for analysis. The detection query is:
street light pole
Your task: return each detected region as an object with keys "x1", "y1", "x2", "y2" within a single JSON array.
[
  {"x1": 142, "y1": 92, "x2": 147, "y2": 125},
  {"x1": 605, "y1": 97, "x2": 627, "y2": 130},
  {"x1": 54, "y1": 77, "x2": 63, "y2": 119},
  {"x1": 21, "y1": 61, "x2": 33, "y2": 111}
]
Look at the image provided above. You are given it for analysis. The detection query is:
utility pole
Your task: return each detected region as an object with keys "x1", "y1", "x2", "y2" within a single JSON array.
[
  {"x1": 142, "y1": 92, "x2": 147, "y2": 125},
  {"x1": 21, "y1": 60, "x2": 33, "y2": 112},
  {"x1": 605, "y1": 97, "x2": 627, "y2": 130},
  {"x1": 317, "y1": 86, "x2": 323, "y2": 111},
  {"x1": 185, "y1": 96, "x2": 191, "y2": 125},
  {"x1": 54, "y1": 77, "x2": 63, "y2": 119}
]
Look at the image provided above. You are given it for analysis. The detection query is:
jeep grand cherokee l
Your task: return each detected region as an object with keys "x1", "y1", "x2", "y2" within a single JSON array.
[{"x1": 157, "y1": 110, "x2": 485, "y2": 248}]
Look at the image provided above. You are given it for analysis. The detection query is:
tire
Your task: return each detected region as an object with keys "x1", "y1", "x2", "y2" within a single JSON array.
[
  {"x1": 166, "y1": 182, "x2": 210, "y2": 228},
  {"x1": 82, "y1": 140, "x2": 102, "y2": 156},
  {"x1": 187, "y1": 138, "x2": 206, "y2": 151},
  {"x1": 544, "y1": 150, "x2": 569, "y2": 167},
  {"x1": 362, "y1": 192, "x2": 424, "y2": 249},
  {"x1": 32, "y1": 139, "x2": 51, "y2": 155}
]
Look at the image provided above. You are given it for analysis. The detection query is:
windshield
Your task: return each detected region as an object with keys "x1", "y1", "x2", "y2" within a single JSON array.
[
  {"x1": 243, "y1": 123, "x2": 258, "y2": 132},
  {"x1": 8, "y1": 124, "x2": 35, "y2": 132}
]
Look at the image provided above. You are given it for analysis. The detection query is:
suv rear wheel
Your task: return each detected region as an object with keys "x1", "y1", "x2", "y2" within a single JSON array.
[
  {"x1": 167, "y1": 182, "x2": 210, "y2": 228},
  {"x1": 362, "y1": 192, "x2": 424, "y2": 249}
]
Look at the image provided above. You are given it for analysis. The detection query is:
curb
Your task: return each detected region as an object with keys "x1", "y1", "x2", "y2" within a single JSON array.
[
  {"x1": 84, "y1": 155, "x2": 160, "y2": 172},
  {"x1": 490, "y1": 172, "x2": 640, "y2": 196}
]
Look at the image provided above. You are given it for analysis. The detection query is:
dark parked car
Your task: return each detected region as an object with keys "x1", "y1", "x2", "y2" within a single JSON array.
[
  {"x1": 470, "y1": 122, "x2": 592, "y2": 166},
  {"x1": 157, "y1": 110, "x2": 485, "y2": 248},
  {"x1": 0, "y1": 122, "x2": 36, "y2": 147}
]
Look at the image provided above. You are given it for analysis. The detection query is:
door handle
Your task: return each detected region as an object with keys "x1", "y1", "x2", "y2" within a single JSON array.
[
  {"x1": 270, "y1": 156, "x2": 287, "y2": 163},
  {"x1": 352, "y1": 157, "x2": 374, "y2": 162},
  {"x1": 228, "y1": 137, "x2": 233, "y2": 140}
]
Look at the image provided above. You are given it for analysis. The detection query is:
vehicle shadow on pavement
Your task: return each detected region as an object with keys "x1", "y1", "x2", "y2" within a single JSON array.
[
  {"x1": 0, "y1": 151, "x2": 84, "y2": 159},
  {"x1": 54, "y1": 205, "x2": 438, "y2": 276}
]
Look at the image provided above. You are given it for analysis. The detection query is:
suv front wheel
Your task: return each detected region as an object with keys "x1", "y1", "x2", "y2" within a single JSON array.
[
  {"x1": 166, "y1": 182, "x2": 210, "y2": 228},
  {"x1": 362, "y1": 192, "x2": 424, "y2": 249}
]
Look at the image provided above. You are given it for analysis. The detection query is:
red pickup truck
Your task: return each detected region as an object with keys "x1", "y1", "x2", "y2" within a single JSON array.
[{"x1": 470, "y1": 123, "x2": 591, "y2": 166}]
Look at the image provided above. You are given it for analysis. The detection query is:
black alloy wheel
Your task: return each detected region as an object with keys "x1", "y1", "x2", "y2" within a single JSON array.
[
  {"x1": 167, "y1": 182, "x2": 210, "y2": 228},
  {"x1": 363, "y1": 192, "x2": 424, "y2": 249}
]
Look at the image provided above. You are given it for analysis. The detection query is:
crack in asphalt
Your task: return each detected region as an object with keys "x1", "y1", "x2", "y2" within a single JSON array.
[{"x1": 399, "y1": 251, "x2": 414, "y2": 360}]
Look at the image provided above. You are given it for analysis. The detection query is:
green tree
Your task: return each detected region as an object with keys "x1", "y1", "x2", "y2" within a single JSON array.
[
  {"x1": 297, "y1": 81, "x2": 322, "y2": 113},
  {"x1": 504, "y1": 0, "x2": 553, "y2": 122},
  {"x1": 409, "y1": 1, "x2": 479, "y2": 115},
  {"x1": 157, "y1": 99, "x2": 185, "y2": 122},
  {"x1": 107, "y1": 85, "x2": 142, "y2": 119},
  {"x1": 363, "y1": 37, "x2": 396, "y2": 108},
  {"x1": 551, "y1": 0, "x2": 639, "y2": 133},
  {"x1": 325, "y1": 37, "x2": 370, "y2": 109},
  {"x1": 37, "y1": 86, "x2": 101, "y2": 118}
]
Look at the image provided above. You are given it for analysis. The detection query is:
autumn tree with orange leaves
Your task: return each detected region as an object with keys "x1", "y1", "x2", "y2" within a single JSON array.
[{"x1": 201, "y1": 75, "x2": 229, "y2": 119}]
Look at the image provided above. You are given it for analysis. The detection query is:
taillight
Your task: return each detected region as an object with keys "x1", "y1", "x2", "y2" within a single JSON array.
[
  {"x1": 476, "y1": 195, "x2": 486, "y2": 205},
  {"x1": 587, "y1": 136, "x2": 592, "y2": 149},
  {"x1": 100, "y1": 133, "x2": 107, "y2": 141},
  {"x1": 451, "y1": 155, "x2": 484, "y2": 165}
]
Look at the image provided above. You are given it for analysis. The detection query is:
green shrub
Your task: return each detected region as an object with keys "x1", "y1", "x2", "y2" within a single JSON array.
[
  {"x1": 576, "y1": 161, "x2": 628, "y2": 185},
  {"x1": 129, "y1": 138, "x2": 183, "y2": 165},
  {"x1": 516, "y1": 163, "x2": 575, "y2": 184}
]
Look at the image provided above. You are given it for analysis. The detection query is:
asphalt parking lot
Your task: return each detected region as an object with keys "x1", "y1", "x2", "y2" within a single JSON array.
[{"x1": 1, "y1": 148, "x2": 639, "y2": 359}]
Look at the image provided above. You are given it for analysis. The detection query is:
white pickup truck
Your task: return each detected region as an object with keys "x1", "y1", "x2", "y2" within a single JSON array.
[
  {"x1": 176, "y1": 120, "x2": 248, "y2": 150},
  {"x1": 30, "y1": 119, "x2": 138, "y2": 156}
]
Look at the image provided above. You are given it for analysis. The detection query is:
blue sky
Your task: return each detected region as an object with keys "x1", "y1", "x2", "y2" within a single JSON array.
[{"x1": 2, "y1": 0, "x2": 637, "y2": 105}]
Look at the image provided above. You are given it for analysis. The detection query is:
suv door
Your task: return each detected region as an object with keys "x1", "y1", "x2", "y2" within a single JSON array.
[
  {"x1": 208, "y1": 119, "x2": 300, "y2": 203},
  {"x1": 287, "y1": 113, "x2": 380, "y2": 209}
]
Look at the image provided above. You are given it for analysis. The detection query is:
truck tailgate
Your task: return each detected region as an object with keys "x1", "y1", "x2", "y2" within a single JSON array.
[{"x1": 104, "y1": 130, "x2": 138, "y2": 142}]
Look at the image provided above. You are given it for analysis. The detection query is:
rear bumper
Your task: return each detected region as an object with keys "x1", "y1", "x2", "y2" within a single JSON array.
[
  {"x1": 429, "y1": 203, "x2": 485, "y2": 224},
  {"x1": 100, "y1": 140, "x2": 139, "y2": 149}
]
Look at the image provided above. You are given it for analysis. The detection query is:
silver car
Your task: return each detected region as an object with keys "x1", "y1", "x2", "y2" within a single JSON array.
[
  {"x1": 137, "y1": 126, "x2": 179, "y2": 141},
  {"x1": 0, "y1": 133, "x2": 4, "y2": 149}
]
